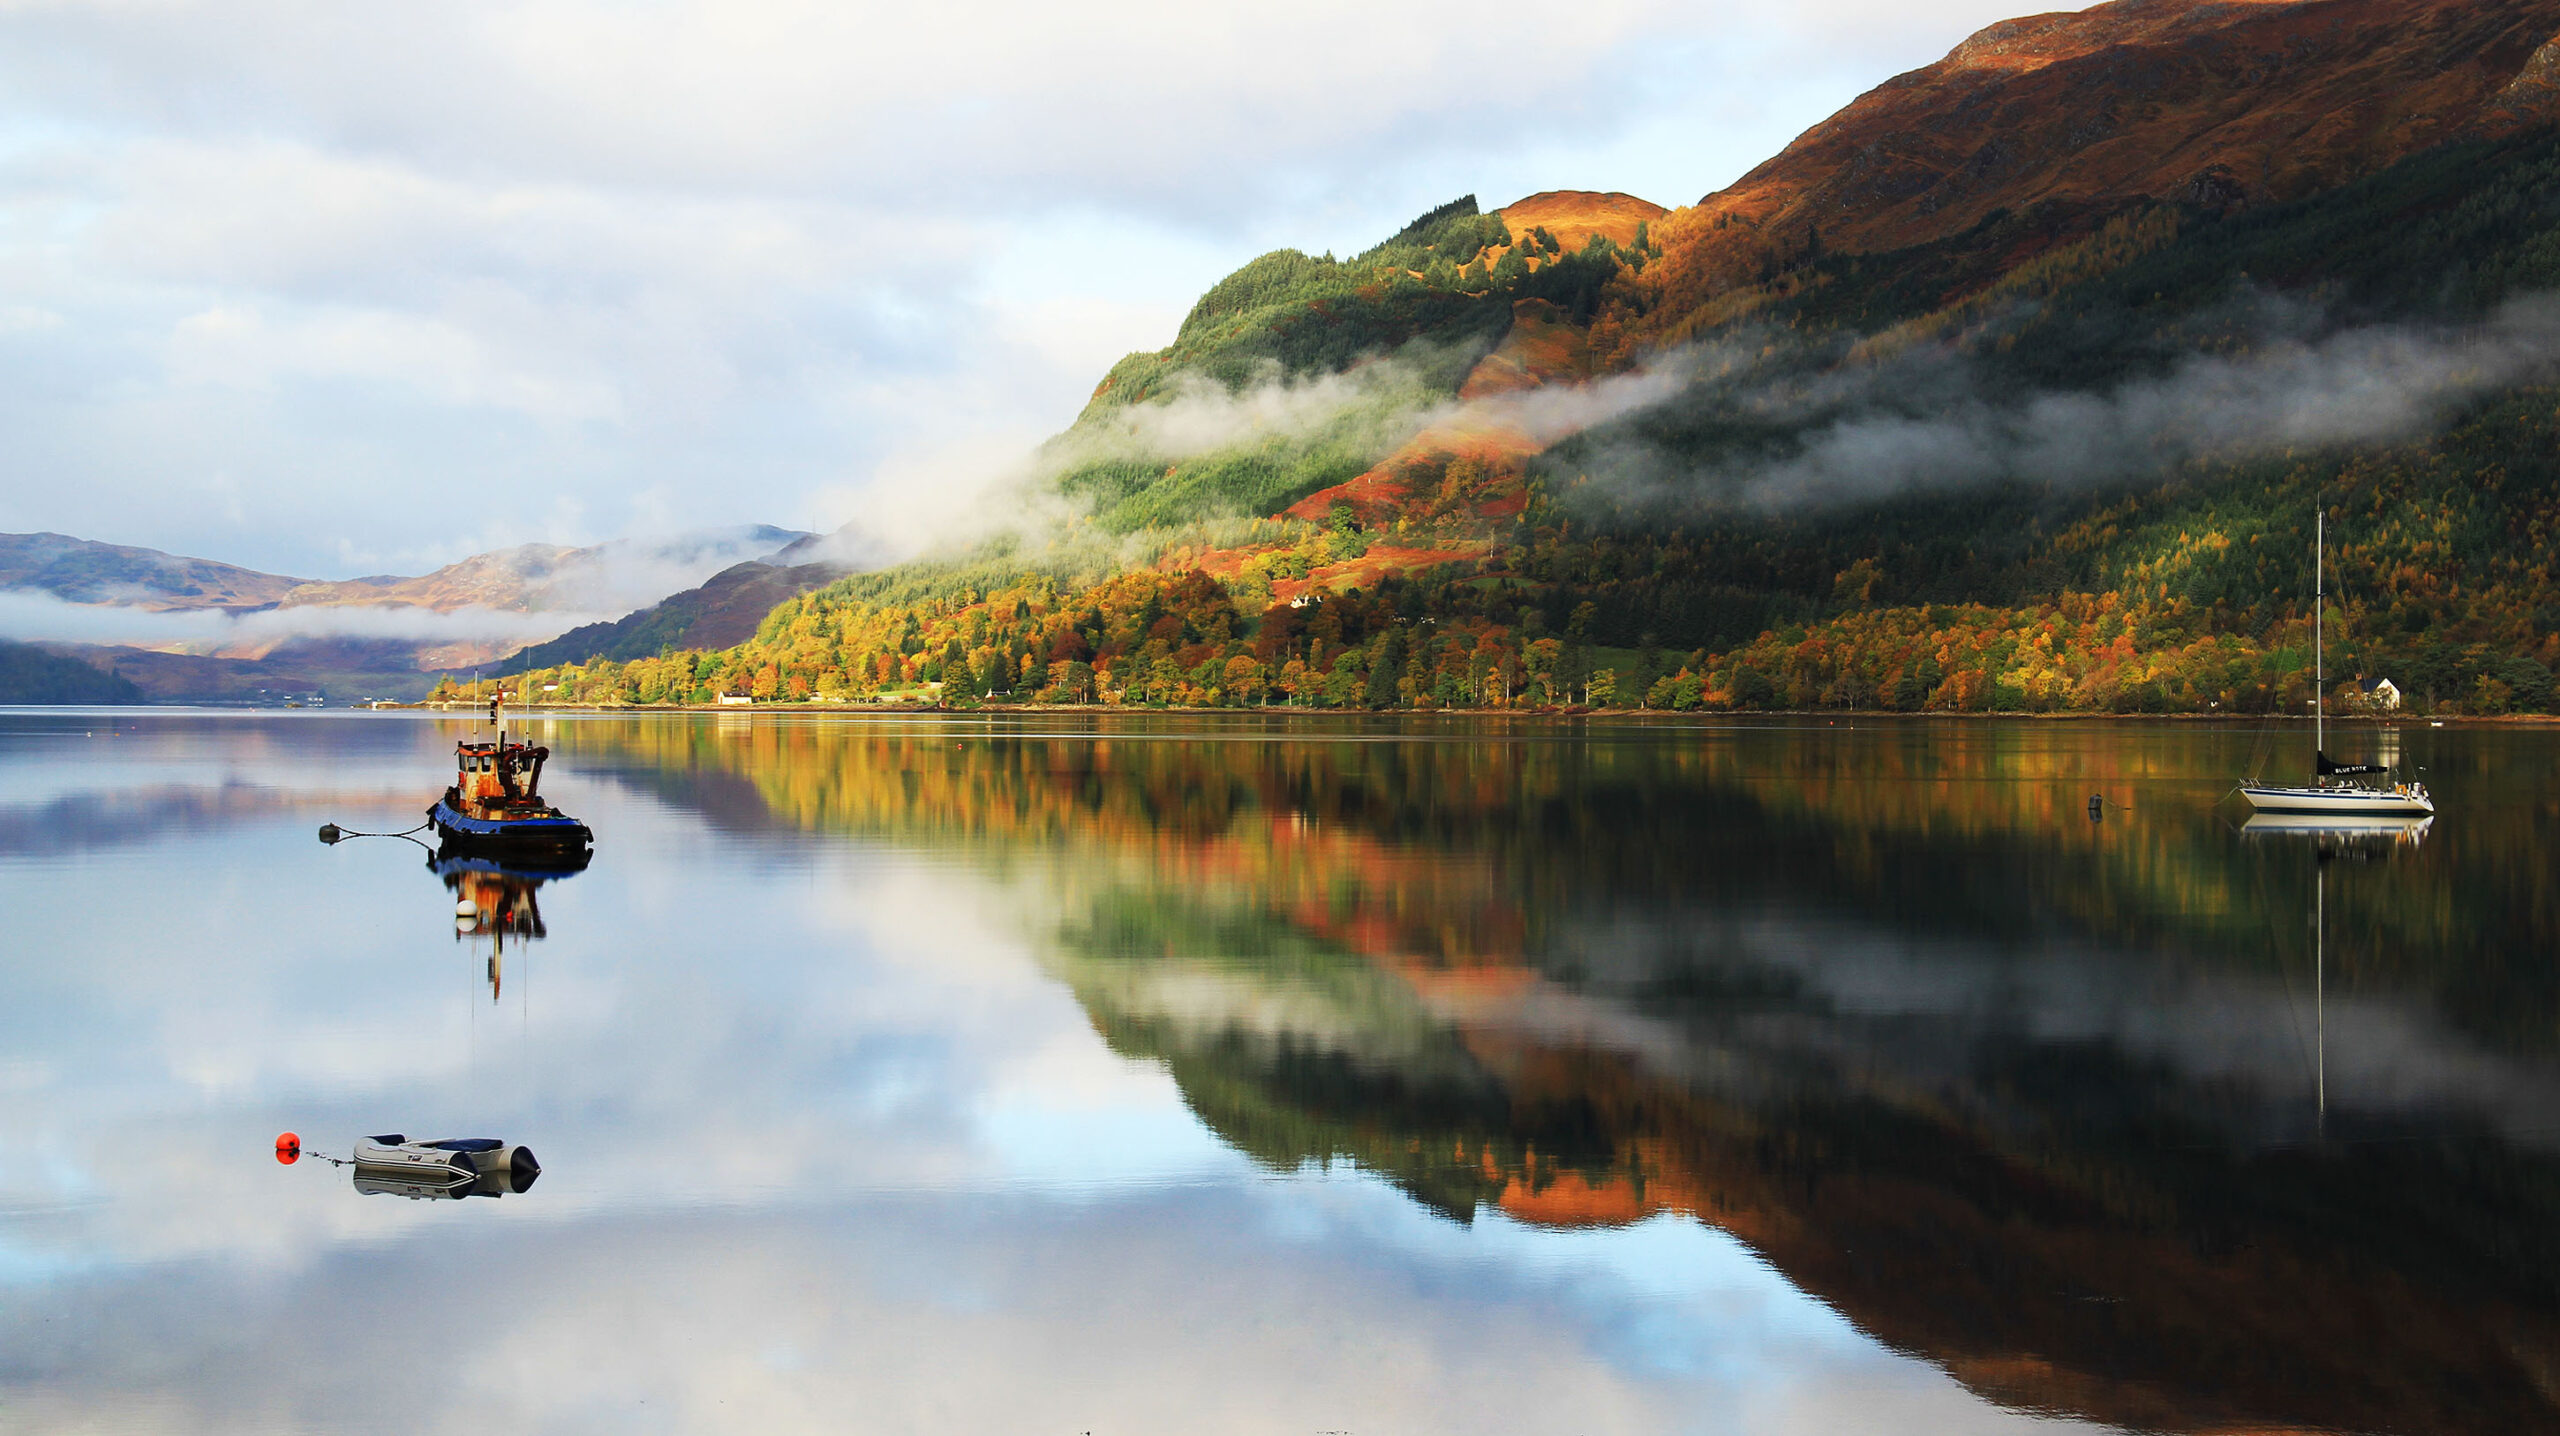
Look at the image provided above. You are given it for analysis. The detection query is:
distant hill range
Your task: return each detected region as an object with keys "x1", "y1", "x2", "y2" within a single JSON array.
[
  {"x1": 503, "y1": 533, "x2": 867, "y2": 671},
  {"x1": 0, "y1": 525, "x2": 832, "y2": 702},
  {"x1": 0, "y1": 533, "x2": 306, "y2": 612},
  {"x1": 0, "y1": 525, "x2": 812, "y2": 622}
]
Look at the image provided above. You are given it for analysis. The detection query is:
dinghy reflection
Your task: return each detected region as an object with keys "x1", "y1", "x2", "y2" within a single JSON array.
[{"x1": 433, "y1": 842, "x2": 587, "y2": 1001}]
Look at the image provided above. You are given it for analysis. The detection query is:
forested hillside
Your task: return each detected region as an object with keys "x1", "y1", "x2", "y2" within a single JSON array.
[
  {"x1": 0, "y1": 642, "x2": 142, "y2": 704},
  {"x1": 490, "y1": 0, "x2": 2560, "y2": 716}
]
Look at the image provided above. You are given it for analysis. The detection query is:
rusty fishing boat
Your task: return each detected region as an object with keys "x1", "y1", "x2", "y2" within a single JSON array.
[{"x1": 428, "y1": 696, "x2": 593, "y2": 854}]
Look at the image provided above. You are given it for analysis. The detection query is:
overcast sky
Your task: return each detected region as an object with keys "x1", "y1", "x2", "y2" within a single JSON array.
[{"x1": 0, "y1": 0, "x2": 2081, "y2": 579}]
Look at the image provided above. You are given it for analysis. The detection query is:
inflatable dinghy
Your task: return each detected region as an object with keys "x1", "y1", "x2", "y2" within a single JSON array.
[{"x1": 351, "y1": 1135, "x2": 541, "y2": 1197}]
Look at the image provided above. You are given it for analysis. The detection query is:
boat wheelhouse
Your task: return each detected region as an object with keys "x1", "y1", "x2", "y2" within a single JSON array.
[{"x1": 428, "y1": 698, "x2": 593, "y2": 852}]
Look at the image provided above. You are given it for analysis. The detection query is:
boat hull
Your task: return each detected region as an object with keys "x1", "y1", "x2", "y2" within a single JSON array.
[
  {"x1": 428, "y1": 798, "x2": 592, "y2": 852},
  {"x1": 351, "y1": 1138, "x2": 475, "y2": 1183},
  {"x1": 2238, "y1": 785, "x2": 2434, "y2": 817}
]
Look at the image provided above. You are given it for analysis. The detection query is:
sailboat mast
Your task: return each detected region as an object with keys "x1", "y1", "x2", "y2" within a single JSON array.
[{"x1": 2315, "y1": 511, "x2": 2324, "y2": 763}]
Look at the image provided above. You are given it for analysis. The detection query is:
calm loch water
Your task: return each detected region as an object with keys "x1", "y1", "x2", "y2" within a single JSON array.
[{"x1": 2, "y1": 709, "x2": 2555, "y2": 1434}]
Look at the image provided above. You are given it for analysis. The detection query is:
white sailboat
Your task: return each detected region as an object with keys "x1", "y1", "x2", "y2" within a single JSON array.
[{"x1": 2239, "y1": 512, "x2": 2434, "y2": 817}]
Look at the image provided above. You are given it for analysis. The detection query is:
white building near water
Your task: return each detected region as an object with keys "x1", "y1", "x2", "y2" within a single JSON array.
[{"x1": 2361, "y1": 677, "x2": 2403, "y2": 711}]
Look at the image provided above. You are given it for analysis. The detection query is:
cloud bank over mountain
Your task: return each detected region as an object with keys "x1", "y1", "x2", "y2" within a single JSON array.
[{"x1": 0, "y1": 590, "x2": 606, "y2": 653}]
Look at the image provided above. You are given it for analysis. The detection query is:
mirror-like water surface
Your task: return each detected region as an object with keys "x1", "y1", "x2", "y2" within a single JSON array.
[{"x1": 3, "y1": 710, "x2": 2555, "y2": 1434}]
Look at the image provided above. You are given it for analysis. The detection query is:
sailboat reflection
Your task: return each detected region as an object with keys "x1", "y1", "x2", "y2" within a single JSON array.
[
  {"x1": 2241, "y1": 812, "x2": 2432, "y2": 852},
  {"x1": 432, "y1": 841, "x2": 588, "y2": 1002},
  {"x1": 2241, "y1": 810, "x2": 2429, "y2": 1140}
]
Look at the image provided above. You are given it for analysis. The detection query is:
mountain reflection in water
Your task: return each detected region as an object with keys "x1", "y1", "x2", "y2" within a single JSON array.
[
  {"x1": 5, "y1": 711, "x2": 2557, "y2": 1434},
  {"x1": 568, "y1": 715, "x2": 2560, "y2": 1435}
]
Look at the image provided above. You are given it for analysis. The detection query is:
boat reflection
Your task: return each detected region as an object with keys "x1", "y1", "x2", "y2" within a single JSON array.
[
  {"x1": 352, "y1": 1161, "x2": 540, "y2": 1202},
  {"x1": 2241, "y1": 811, "x2": 2433, "y2": 852},
  {"x1": 432, "y1": 842, "x2": 587, "y2": 1002}
]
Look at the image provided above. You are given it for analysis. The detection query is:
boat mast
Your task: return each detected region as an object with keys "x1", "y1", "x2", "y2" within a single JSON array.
[{"x1": 2315, "y1": 510, "x2": 2324, "y2": 768}]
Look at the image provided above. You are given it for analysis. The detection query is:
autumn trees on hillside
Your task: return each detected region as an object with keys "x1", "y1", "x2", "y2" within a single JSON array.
[{"x1": 490, "y1": 478, "x2": 2560, "y2": 716}]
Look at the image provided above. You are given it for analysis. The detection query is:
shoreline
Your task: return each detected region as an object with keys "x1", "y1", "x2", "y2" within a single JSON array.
[{"x1": 354, "y1": 701, "x2": 2546, "y2": 723}]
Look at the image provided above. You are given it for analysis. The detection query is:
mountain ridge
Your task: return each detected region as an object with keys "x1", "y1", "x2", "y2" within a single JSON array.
[
  {"x1": 0, "y1": 532, "x2": 306, "y2": 612},
  {"x1": 1632, "y1": 0, "x2": 2560, "y2": 345},
  {"x1": 0, "y1": 525, "x2": 809, "y2": 621},
  {"x1": 0, "y1": 524, "x2": 814, "y2": 701}
]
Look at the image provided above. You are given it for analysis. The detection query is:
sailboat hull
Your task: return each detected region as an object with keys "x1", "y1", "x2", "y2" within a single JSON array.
[{"x1": 2238, "y1": 784, "x2": 2434, "y2": 816}]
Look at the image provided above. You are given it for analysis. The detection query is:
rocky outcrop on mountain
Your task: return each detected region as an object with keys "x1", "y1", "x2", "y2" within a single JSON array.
[{"x1": 1493, "y1": 190, "x2": 1665, "y2": 252}]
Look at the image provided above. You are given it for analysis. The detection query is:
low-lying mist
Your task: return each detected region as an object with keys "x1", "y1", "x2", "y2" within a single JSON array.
[
  {"x1": 997, "y1": 286, "x2": 2560, "y2": 547},
  {"x1": 292, "y1": 283, "x2": 2560, "y2": 623},
  {"x1": 0, "y1": 591, "x2": 624, "y2": 657},
  {"x1": 1551, "y1": 292, "x2": 2560, "y2": 516},
  {"x1": 494, "y1": 527, "x2": 814, "y2": 615}
]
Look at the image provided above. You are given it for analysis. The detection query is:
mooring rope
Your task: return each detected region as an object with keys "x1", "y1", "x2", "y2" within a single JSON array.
[{"x1": 317, "y1": 818, "x2": 433, "y2": 848}]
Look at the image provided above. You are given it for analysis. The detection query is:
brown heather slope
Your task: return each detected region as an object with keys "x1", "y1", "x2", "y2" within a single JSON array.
[{"x1": 1632, "y1": 0, "x2": 2560, "y2": 344}]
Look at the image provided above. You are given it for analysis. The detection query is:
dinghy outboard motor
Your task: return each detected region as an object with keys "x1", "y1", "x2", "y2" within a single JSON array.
[{"x1": 474, "y1": 1142, "x2": 541, "y2": 1196}]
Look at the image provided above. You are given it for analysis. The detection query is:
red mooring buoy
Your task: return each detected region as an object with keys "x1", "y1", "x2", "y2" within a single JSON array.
[{"x1": 275, "y1": 1132, "x2": 301, "y2": 1164}]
